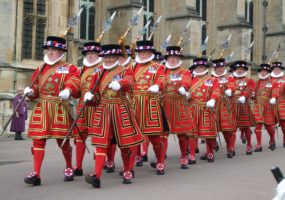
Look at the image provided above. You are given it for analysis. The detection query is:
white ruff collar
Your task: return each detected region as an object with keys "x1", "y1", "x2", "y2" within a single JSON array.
[
  {"x1": 135, "y1": 54, "x2": 155, "y2": 64},
  {"x1": 212, "y1": 69, "x2": 227, "y2": 77},
  {"x1": 83, "y1": 57, "x2": 102, "y2": 67},
  {"x1": 258, "y1": 73, "x2": 270, "y2": 80},
  {"x1": 271, "y1": 71, "x2": 284, "y2": 78},
  {"x1": 44, "y1": 53, "x2": 65, "y2": 65},
  {"x1": 233, "y1": 71, "x2": 247, "y2": 78},
  {"x1": 193, "y1": 69, "x2": 209, "y2": 77},
  {"x1": 121, "y1": 57, "x2": 131, "y2": 67},
  {"x1": 103, "y1": 60, "x2": 119, "y2": 70},
  {"x1": 165, "y1": 60, "x2": 182, "y2": 69}
]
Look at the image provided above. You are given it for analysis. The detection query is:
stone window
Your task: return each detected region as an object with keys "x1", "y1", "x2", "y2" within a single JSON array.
[
  {"x1": 196, "y1": 0, "x2": 207, "y2": 55},
  {"x1": 142, "y1": 0, "x2": 154, "y2": 40},
  {"x1": 80, "y1": 0, "x2": 95, "y2": 40},
  {"x1": 22, "y1": 0, "x2": 47, "y2": 60},
  {"x1": 245, "y1": 0, "x2": 254, "y2": 25}
]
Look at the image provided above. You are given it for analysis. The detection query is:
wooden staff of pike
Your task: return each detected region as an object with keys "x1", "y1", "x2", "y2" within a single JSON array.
[{"x1": 177, "y1": 20, "x2": 191, "y2": 46}]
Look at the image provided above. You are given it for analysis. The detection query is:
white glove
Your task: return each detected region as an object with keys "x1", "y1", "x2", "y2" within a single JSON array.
[
  {"x1": 270, "y1": 97, "x2": 276, "y2": 105},
  {"x1": 225, "y1": 89, "x2": 232, "y2": 97},
  {"x1": 185, "y1": 92, "x2": 191, "y2": 99},
  {"x1": 84, "y1": 92, "x2": 94, "y2": 102},
  {"x1": 59, "y1": 89, "x2": 70, "y2": 100},
  {"x1": 148, "y1": 84, "x2": 159, "y2": 93},
  {"x1": 108, "y1": 81, "x2": 121, "y2": 91},
  {"x1": 206, "y1": 99, "x2": 216, "y2": 108},
  {"x1": 178, "y1": 87, "x2": 186, "y2": 96},
  {"x1": 24, "y1": 87, "x2": 34, "y2": 96},
  {"x1": 238, "y1": 96, "x2": 246, "y2": 104}
]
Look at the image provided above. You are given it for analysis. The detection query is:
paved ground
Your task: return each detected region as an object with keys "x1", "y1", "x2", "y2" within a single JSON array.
[{"x1": 0, "y1": 129, "x2": 284, "y2": 200}]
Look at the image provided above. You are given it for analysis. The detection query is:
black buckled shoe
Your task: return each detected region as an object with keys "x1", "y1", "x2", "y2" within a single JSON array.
[
  {"x1": 142, "y1": 154, "x2": 148, "y2": 162},
  {"x1": 241, "y1": 137, "x2": 246, "y2": 144},
  {"x1": 227, "y1": 151, "x2": 233, "y2": 159},
  {"x1": 85, "y1": 174, "x2": 101, "y2": 188},
  {"x1": 232, "y1": 150, "x2": 236, "y2": 156},
  {"x1": 254, "y1": 146, "x2": 262, "y2": 152},
  {"x1": 74, "y1": 168, "x2": 83, "y2": 176},
  {"x1": 105, "y1": 161, "x2": 115, "y2": 173},
  {"x1": 150, "y1": 161, "x2": 157, "y2": 168},
  {"x1": 188, "y1": 157, "x2": 196, "y2": 165},
  {"x1": 268, "y1": 143, "x2": 276, "y2": 151},
  {"x1": 207, "y1": 153, "x2": 214, "y2": 162},
  {"x1": 123, "y1": 171, "x2": 133, "y2": 184},
  {"x1": 180, "y1": 158, "x2": 188, "y2": 169},
  {"x1": 24, "y1": 172, "x2": 41, "y2": 186},
  {"x1": 246, "y1": 146, "x2": 252, "y2": 155},
  {"x1": 64, "y1": 168, "x2": 74, "y2": 182},
  {"x1": 156, "y1": 163, "x2": 165, "y2": 175},
  {"x1": 214, "y1": 143, "x2": 219, "y2": 152},
  {"x1": 135, "y1": 156, "x2": 143, "y2": 167}
]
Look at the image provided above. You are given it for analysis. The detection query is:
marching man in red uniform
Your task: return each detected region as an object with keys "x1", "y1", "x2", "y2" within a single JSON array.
[
  {"x1": 161, "y1": 46, "x2": 193, "y2": 169},
  {"x1": 252, "y1": 63, "x2": 276, "y2": 151},
  {"x1": 270, "y1": 61, "x2": 285, "y2": 147},
  {"x1": 188, "y1": 58, "x2": 221, "y2": 162},
  {"x1": 211, "y1": 58, "x2": 237, "y2": 158},
  {"x1": 23, "y1": 36, "x2": 80, "y2": 186},
  {"x1": 74, "y1": 42, "x2": 102, "y2": 176},
  {"x1": 131, "y1": 40, "x2": 168, "y2": 175},
  {"x1": 232, "y1": 60, "x2": 256, "y2": 155},
  {"x1": 84, "y1": 44, "x2": 144, "y2": 188}
]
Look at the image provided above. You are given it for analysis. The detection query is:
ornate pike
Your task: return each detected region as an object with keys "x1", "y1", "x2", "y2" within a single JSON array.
[
  {"x1": 225, "y1": 51, "x2": 234, "y2": 63},
  {"x1": 268, "y1": 43, "x2": 281, "y2": 64},
  {"x1": 243, "y1": 41, "x2": 254, "y2": 61},
  {"x1": 148, "y1": 15, "x2": 162, "y2": 40},
  {"x1": 118, "y1": 6, "x2": 144, "y2": 45},
  {"x1": 96, "y1": 11, "x2": 117, "y2": 42},
  {"x1": 219, "y1": 33, "x2": 232, "y2": 58},
  {"x1": 180, "y1": 37, "x2": 191, "y2": 52},
  {"x1": 160, "y1": 34, "x2": 172, "y2": 52},
  {"x1": 60, "y1": 6, "x2": 84, "y2": 37},
  {"x1": 177, "y1": 20, "x2": 191, "y2": 46},
  {"x1": 198, "y1": 36, "x2": 209, "y2": 57}
]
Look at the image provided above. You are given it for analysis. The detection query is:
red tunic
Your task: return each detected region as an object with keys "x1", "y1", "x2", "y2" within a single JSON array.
[
  {"x1": 233, "y1": 76, "x2": 256, "y2": 128},
  {"x1": 28, "y1": 61, "x2": 80, "y2": 139},
  {"x1": 188, "y1": 75, "x2": 221, "y2": 138},
  {"x1": 271, "y1": 76, "x2": 285, "y2": 120},
  {"x1": 252, "y1": 78, "x2": 275, "y2": 125},
  {"x1": 131, "y1": 61, "x2": 167, "y2": 135},
  {"x1": 162, "y1": 67, "x2": 193, "y2": 135},
  {"x1": 212, "y1": 75, "x2": 237, "y2": 132},
  {"x1": 90, "y1": 65, "x2": 144, "y2": 148},
  {"x1": 76, "y1": 63, "x2": 102, "y2": 134}
]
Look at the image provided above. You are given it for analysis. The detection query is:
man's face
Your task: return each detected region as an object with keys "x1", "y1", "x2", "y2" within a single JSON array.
[
  {"x1": 273, "y1": 67, "x2": 282, "y2": 75},
  {"x1": 119, "y1": 56, "x2": 129, "y2": 65},
  {"x1": 104, "y1": 55, "x2": 118, "y2": 67},
  {"x1": 85, "y1": 51, "x2": 99, "y2": 63},
  {"x1": 167, "y1": 56, "x2": 180, "y2": 67},
  {"x1": 138, "y1": 51, "x2": 153, "y2": 61},
  {"x1": 213, "y1": 66, "x2": 226, "y2": 75},
  {"x1": 46, "y1": 47, "x2": 64, "y2": 62},
  {"x1": 235, "y1": 67, "x2": 246, "y2": 75},
  {"x1": 194, "y1": 65, "x2": 207, "y2": 73},
  {"x1": 259, "y1": 69, "x2": 269, "y2": 77}
]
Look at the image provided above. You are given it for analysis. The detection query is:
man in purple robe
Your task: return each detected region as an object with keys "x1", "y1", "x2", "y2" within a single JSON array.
[{"x1": 10, "y1": 88, "x2": 27, "y2": 140}]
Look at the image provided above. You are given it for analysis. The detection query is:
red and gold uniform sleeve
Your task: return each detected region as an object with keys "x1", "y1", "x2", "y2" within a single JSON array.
[
  {"x1": 243, "y1": 78, "x2": 256, "y2": 99},
  {"x1": 180, "y1": 70, "x2": 192, "y2": 90},
  {"x1": 210, "y1": 78, "x2": 221, "y2": 101},
  {"x1": 28, "y1": 66, "x2": 42, "y2": 101},
  {"x1": 119, "y1": 66, "x2": 134, "y2": 92},
  {"x1": 227, "y1": 76, "x2": 236, "y2": 92},
  {"x1": 154, "y1": 64, "x2": 167, "y2": 91},
  {"x1": 88, "y1": 66, "x2": 104, "y2": 94},
  {"x1": 272, "y1": 81, "x2": 281, "y2": 99},
  {"x1": 64, "y1": 64, "x2": 80, "y2": 97}
]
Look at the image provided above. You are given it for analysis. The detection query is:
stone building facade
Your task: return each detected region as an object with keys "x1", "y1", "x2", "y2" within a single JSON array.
[{"x1": 0, "y1": 0, "x2": 284, "y2": 130}]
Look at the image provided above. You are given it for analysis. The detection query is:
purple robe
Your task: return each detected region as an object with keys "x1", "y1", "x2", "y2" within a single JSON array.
[{"x1": 10, "y1": 95, "x2": 27, "y2": 132}]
